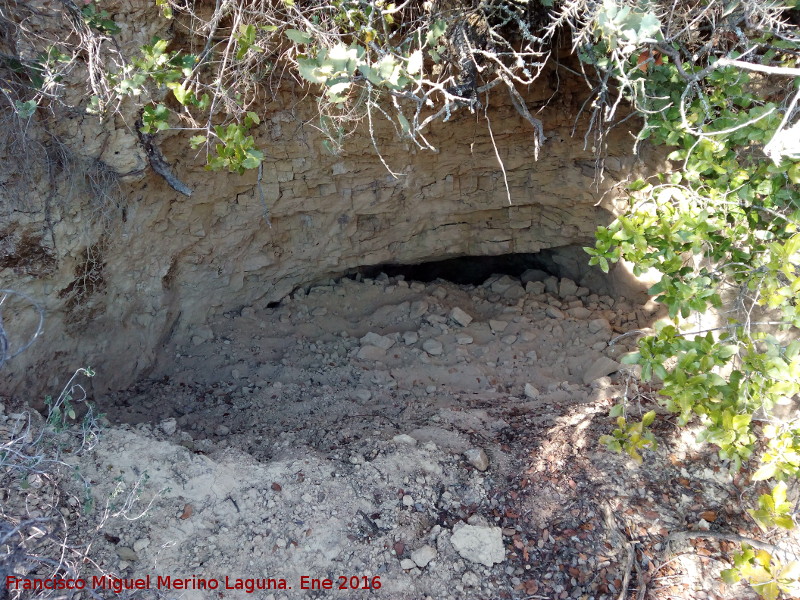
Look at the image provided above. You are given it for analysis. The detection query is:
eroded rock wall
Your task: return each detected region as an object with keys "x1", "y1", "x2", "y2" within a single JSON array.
[{"x1": 0, "y1": 24, "x2": 660, "y2": 398}]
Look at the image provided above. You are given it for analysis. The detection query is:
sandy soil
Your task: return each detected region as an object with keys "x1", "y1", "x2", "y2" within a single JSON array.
[{"x1": 4, "y1": 271, "x2": 794, "y2": 600}]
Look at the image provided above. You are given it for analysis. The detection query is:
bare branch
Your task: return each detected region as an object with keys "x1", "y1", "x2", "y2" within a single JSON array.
[{"x1": 715, "y1": 57, "x2": 800, "y2": 77}]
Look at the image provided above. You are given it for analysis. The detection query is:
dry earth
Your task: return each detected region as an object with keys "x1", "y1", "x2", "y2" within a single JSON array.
[{"x1": 4, "y1": 270, "x2": 797, "y2": 600}]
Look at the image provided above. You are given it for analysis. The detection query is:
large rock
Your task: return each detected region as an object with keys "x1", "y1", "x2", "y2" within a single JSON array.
[
  {"x1": 449, "y1": 524, "x2": 505, "y2": 567},
  {"x1": 488, "y1": 275, "x2": 518, "y2": 294},
  {"x1": 422, "y1": 339, "x2": 444, "y2": 356},
  {"x1": 357, "y1": 346, "x2": 387, "y2": 361},
  {"x1": 360, "y1": 332, "x2": 395, "y2": 350},
  {"x1": 588, "y1": 318, "x2": 611, "y2": 333},
  {"x1": 449, "y1": 307, "x2": 474, "y2": 327},
  {"x1": 568, "y1": 306, "x2": 592, "y2": 319},
  {"x1": 558, "y1": 278, "x2": 579, "y2": 298},
  {"x1": 463, "y1": 448, "x2": 490, "y2": 471}
]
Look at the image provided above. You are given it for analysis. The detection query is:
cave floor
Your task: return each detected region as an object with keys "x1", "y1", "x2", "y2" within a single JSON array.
[{"x1": 17, "y1": 273, "x2": 795, "y2": 599}]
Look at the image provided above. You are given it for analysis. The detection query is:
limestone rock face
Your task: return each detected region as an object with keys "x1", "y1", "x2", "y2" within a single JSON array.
[{"x1": 0, "y1": 4, "x2": 659, "y2": 398}]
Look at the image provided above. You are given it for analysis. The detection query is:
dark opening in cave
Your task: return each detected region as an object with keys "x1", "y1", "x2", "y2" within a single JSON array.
[
  {"x1": 358, "y1": 253, "x2": 552, "y2": 285},
  {"x1": 343, "y1": 244, "x2": 651, "y2": 303},
  {"x1": 353, "y1": 245, "x2": 611, "y2": 288}
]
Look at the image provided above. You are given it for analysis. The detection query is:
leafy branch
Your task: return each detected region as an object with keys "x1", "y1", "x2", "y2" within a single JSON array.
[{"x1": 581, "y1": 2, "x2": 800, "y2": 597}]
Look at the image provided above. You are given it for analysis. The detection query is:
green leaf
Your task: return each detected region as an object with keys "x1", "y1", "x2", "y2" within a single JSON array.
[
  {"x1": 752, "y1": 462, "x2": 778, "y2": 481},
  {"x1": 788, "y1": 163, "x2": 800, "y2": 185},
  {"x1": 208, "y1": 156, "x2": 227, "y2": 170},
  {"x1": 637, "y1": 12, "x2": 663, "y2": 41},
  {"x1": 780, "y1": 559, "x2": 800, "y2": 579},
  {"x1": 706, "y1": 373, "x2": 727, "y2": 387},
  {"x1": 156, "y1": 0, "x2": 172, "y2": 19},
  {"x1": 773, "y1": 481, "x2": 788, "y2": 506},
  {"x1": 239, "y1": 23, "x2": 256, "y2": 44},
  {"x1": 359, "y1": 64, "x2": 380, "y2": 86},
  {"x1": 641, "y1": 362, "x2": 652, "y2": 382},
  {"x1": 376, "y1": 55, "x2": 401, "y2": 85},
  {"x1": 151, "y1": 38, "x2": 169, "y2": 55},
  {"x1": 407, "y1": 50, "x2": 423, "y2": 75},
  {"x1": 326, "y1": 43, "x2": 361, "y2": 76},
  {"x1": 397, "y1": 113, "x2": 410, "y2": 134},
  {"x1": 755, "y1": 549, "x2": 774, "y2": 569},
  {"x1": 752, "y1": 580, "x2": 780, "y2": 600},
  {"x1": 326, "y1": 80, "x2": 351, "y2": 102},
  {"x1": 167, "y1": 82, "x2": 191, "y2": 105},
  {"x1": 240, "y1": 153, "x2": 263, "y2": 170},
  {"x1": 426, "y1": 20, "x2": 447, "y2": 47},
  {"x1": 13, "y1": 99, "x2": 37, "y2": 119},
  {"x1": 721, "y1": 568, "x2": 741, "y2": 585},
  {"x1": 642, "y1": 410, "x2": 656, "y2": 427},
  {"x1": 285, "y1": 29, "x2": 312, "y2": 45},
  {"x1": 651, "y1": 363, "x2": 667, "y2": 380},
  {"x1": 784, "y1": 232, "x2": 800, "y2": 258},
  {"x1": 773, "y1": 515, "x2": 795, "y2": 530},
  {"x1": 297, "y1": 57, "x2": 329, "y2": 84},
  {"x1": 621, "y1": 352, "x2": 641, "y2": 365},
  {"x1": 732, "y1": 414, "x2": 751, "y2": 431}
]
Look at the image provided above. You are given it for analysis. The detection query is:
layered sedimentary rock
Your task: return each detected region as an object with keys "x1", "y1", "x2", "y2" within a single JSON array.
[{"x1": 0, "y1": 6, "x2": 659, "y2": 397}]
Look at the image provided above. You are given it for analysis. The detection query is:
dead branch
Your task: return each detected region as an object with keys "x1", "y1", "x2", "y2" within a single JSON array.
[{"x1": 136, "y1": 119, "x2": 193, "y2": 197}]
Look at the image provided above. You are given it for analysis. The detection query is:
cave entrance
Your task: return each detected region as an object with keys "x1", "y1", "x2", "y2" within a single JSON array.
[
  {"x1": 359, "y1": 252, "x2": 552, "y2": 285},
  {"x1": 103, "y1": 241, "x2": 662, "y2": 468},
  {"x1": 353, "y1": 244, "x2": 649, "y2": 302}
]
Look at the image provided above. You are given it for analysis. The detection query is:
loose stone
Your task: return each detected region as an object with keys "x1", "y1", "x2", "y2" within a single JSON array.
[
  {"x1": 464, "y1": 448, "x2": 489, "y2": 471},
  {"x1": 558, "y1": 278, "x2": 578, "y2": 298},
  {"x1": 449, "y1": 524, "x2": 505, "y2": 567},
  {"x1": 588, "y1": 318, "x2": 611, "y2": 333},
  {"x1": 360, "y1": 332, "x2": 395, "y2": 350},
  {"x1": 411, "y1": 545, "x2": 437, "y2": 568},
  {"x1": 403, "y1": 331, "x2": 419, "y2": 345},
  {"x1": 449, "y1": 307, "x2": 474, "y2": 327},
  {"x1": 422, "y1": 339, "x2": 443, "y2": 356},
  {"x1": 524, "y1": 384, "x2": 540, "y2": 399},
  {"x1": 489, "y1": 320, "x2": 509, "y2": 333}
]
